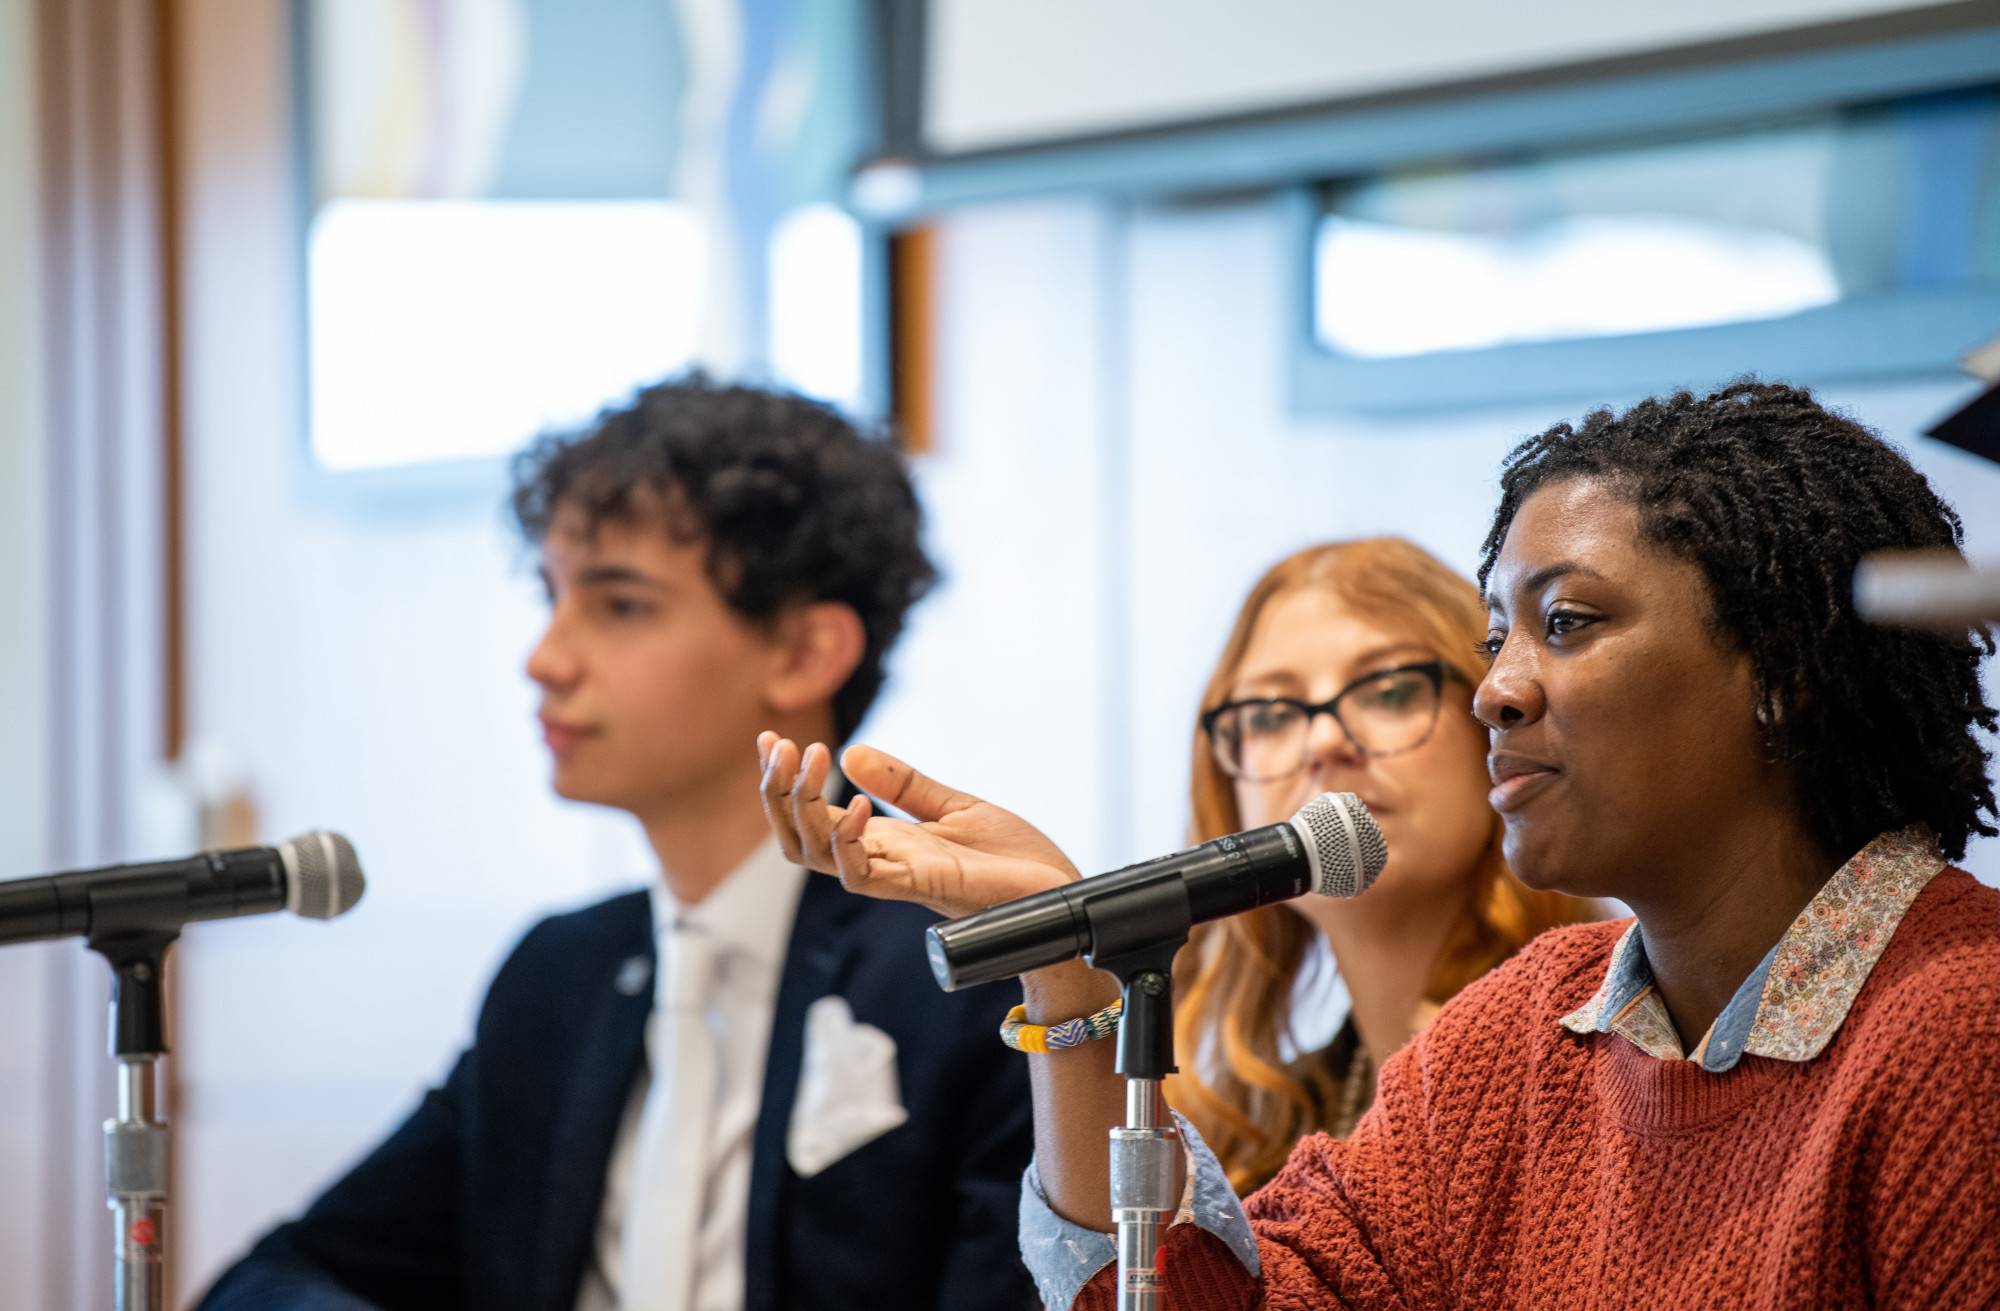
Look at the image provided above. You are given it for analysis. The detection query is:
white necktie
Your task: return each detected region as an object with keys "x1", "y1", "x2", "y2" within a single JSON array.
[{"x1": 619, "y1": 922, "x2": 720, "y2": 1311}]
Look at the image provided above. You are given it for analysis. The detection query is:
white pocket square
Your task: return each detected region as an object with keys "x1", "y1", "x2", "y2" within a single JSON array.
[{"x1": 787, "y1": 995, "x2": 911, "y2": 1178}]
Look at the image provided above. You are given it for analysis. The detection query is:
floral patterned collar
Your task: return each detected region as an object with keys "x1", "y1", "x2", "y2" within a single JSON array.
[{"x1": 1559, "y1": 828, "x2": 1946, "y2": 1072}]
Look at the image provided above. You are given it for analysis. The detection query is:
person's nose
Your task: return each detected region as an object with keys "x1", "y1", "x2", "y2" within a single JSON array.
[
  {"x1": 525, "y1": 610, "x2": 582, "y2": 694},
  {"x1": 1472, "y1": 634, "x2": 1545, "y2": 731},
  {"x1": 1304, "y1": 705, "x2": 1366, "y2": 778}
]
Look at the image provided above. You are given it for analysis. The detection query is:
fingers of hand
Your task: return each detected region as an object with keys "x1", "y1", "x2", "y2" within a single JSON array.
[
  {"x1": 759, "y1": 736, "x2": 807, "y2": 865},
  {"x1": 840, "y1": 744, "x2": 977, "y2": 823},
  {"x1": 796, "y1": 741, "x2": 830, "y2": 805},
  {"x1": 830, "y1": 793, "x2": 873, "y2": 887},
  {"x1": 788, "y1": 743, "x2": 844, "y2": 873}
]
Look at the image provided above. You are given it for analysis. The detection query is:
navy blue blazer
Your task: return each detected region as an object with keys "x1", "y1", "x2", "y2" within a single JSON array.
[{"x1": 197, "y1": 872, "x2": 1037, "y2": 1311}]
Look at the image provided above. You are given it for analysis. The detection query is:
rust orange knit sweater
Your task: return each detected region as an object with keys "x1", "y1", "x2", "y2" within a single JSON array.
[{"x1": 1077, "y1": 870, "x2": 2000, "y2": 1310}]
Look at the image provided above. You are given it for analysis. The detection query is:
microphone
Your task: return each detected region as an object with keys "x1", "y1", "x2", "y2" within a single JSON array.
[
  {"x1": 1853, "y1": 550, "x2": 2000, "y2": 630},
  {"x1": 0, "y1": 832, "x2": 366, "y2": 947},
  {"x1": 925, "y1": 793, "x2": 1385, "y2": 991}
]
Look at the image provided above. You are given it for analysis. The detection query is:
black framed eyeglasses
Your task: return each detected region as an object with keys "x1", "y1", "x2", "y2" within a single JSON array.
[{"x1": 1200, "y1": 661, "x2": 1447, "y2": 782}]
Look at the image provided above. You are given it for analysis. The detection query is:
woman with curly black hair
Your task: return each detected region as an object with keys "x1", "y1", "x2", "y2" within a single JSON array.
[{"x1": 763, "y1": 379, "x2": 2000, "y2": 1310}]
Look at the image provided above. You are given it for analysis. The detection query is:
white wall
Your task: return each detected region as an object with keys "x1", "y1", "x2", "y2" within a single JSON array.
[
  {"x1": 861, "y1": 204, "x2": 1124, "y2": 873},
  {"x1": 0, "y1": 1, "x2": 59, "y2": 1305}
]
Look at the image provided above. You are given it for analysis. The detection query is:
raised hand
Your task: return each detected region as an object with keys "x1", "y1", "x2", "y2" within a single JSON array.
[{"x1": 757, "y1": 734, "x2": 1081, "y2": 919}]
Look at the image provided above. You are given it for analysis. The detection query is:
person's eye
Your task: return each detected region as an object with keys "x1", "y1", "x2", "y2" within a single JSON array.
[
  {"x1": 1545, "y1": 608, "x2": 1596, "y2": 639},
  {"x1": 1244, "y1": 703, "x2": 1298, "y2": 735},
  {"x1": 1359, "y1": 673, "x2": 1420, "y2": 709},
  {"x1": 1475, "y1": 632, "x2": 1505, "y2": 661},
  {"x1": 604, "y1": 596, "x2": 654, "y2": 620}
]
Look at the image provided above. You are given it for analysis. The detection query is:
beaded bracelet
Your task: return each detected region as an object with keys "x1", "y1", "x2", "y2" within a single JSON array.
[{"x1": 999, "y1": 998, "x2": 1124, "y2": 1053}]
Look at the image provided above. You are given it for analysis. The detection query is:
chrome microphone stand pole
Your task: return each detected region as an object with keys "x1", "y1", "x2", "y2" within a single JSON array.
[
  {"x1": 1084, "y1": 881, "x2": 1191, "y2": 1311},
  {"x1": 91, "y1": 927, "x2": 177, "y2": 1311}
]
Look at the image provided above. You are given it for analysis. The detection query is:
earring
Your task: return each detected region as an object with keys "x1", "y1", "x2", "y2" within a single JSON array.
[{"x1": 1754, "y1": 696, "x2": 1785, "y2": 762}]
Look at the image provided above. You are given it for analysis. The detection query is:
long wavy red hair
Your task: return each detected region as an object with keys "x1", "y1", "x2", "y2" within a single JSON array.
[{"x1": 1165, "y1": 538, "x2": 1595, "y2": 1194}]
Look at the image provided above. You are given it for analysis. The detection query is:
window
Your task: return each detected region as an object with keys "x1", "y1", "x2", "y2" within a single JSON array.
[
  {"x1": 296, "y1": 0, "x2": 877, "y2": 475},
  {"x1": 1297, "y1": 87, "x2": 2000, "y2": 410},
  {"x1": 307, "y1": 201, "x2": 704, "y2": 472},
  {"x1": 768, "y1": 204, "x2": 868, "y2": 417}
]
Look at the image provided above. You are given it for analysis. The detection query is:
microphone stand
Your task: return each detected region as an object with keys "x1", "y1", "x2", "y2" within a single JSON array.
[
  {"x1": 1082, "y1": 876, "x2": 1192, "y2": 1311},
  {"x1": 89, "y1": 926, "x2": 177, "y2": 1311}
]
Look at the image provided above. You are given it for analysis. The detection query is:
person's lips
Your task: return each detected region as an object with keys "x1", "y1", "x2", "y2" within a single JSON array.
[
  {"x1": 539, "y1": 716, "x2": 599, "y2": 756},
  {"x1": 1487, "y1": 751, "x2": 1559, "y2": 814}
]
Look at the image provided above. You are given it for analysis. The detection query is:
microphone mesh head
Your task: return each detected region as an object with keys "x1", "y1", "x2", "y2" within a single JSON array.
[
  {"x1": 280, "y1": 831, "x2": 366, "y2": 921},
  {"x1": 1288, "y1": 793, "x2": 1388, "y2": 899}
]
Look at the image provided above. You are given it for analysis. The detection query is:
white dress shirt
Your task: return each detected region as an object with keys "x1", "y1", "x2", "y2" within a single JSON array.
[{"x1": 576, "y1": 840, "x2": 808, "y2": 1311}]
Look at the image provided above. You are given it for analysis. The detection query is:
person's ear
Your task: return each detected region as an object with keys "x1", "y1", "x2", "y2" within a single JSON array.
[{"x1": 764, "y1": 602, "x2": 866, "y2": 718}]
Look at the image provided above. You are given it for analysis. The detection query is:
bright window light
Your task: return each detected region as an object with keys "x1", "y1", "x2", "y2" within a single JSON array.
[
  {"x1": 768, "y1": 204, "x2": 866, "y2": 414},
  {"x1": 1314, "y1": 213, "x2": 1840, "y2": 359},
  {"x1": 307, "y1": 200, "x2": 704, "y2": 471}
]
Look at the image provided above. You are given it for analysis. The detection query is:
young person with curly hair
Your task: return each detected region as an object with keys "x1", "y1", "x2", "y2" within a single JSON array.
[
  {"x1": 201, "y1": 377, "x2": 1036, "y2": 1311},
  {"x1": 763, "y1": 380, "x2": 2000, "y2": 1309},
  {"x1": 1171, "y1": 539, "x2": 1597, "y2": 1193}
]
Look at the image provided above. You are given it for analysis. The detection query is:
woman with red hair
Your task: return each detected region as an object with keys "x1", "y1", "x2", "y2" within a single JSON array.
[{"x1": 1169, "y1": 538, "x2": 1595, "y2": 1193}]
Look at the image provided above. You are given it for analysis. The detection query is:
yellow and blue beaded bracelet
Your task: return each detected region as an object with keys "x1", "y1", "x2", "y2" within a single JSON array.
[{"x1": 999, "y1": 998, "x2": 1124, "y2": 1053}]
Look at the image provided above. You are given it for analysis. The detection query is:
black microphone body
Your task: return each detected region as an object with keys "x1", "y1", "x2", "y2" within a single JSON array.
[
  {"x1": 926, "y1": 825, "x2": 1307, "y2": 991},
  {"x1": 926, "y1": 794, "x2": 1384, "y2": 991},
  {"x1": 0, "y1": 833, "x2": 363, "y2": 946}
]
